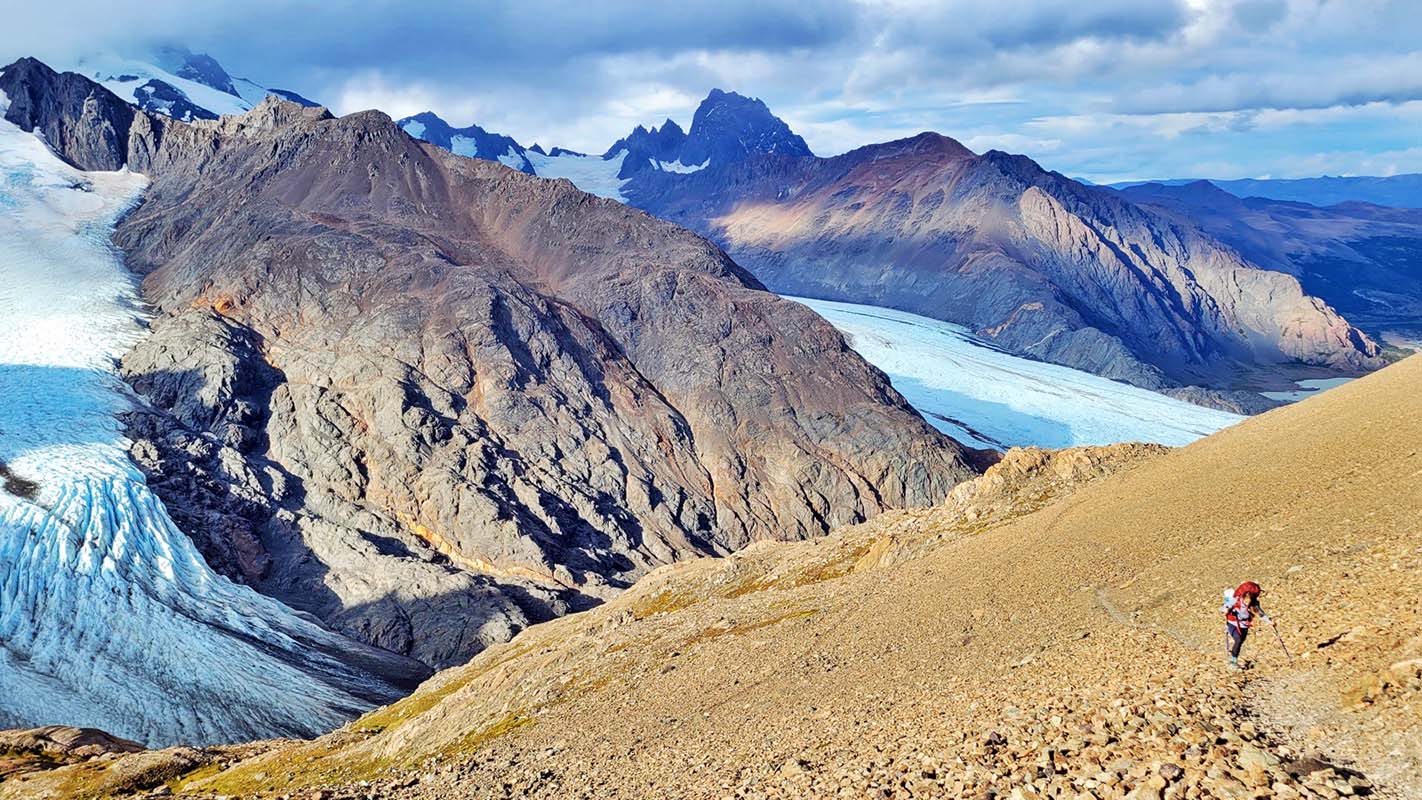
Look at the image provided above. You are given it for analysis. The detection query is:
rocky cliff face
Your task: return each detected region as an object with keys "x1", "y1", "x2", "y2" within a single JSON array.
[
  {"x1": 1, "y1": 58, "x2": 973, "y2": 671},
  {"x1": 628, "y1": 132, "x2": 1384, "y2": 390},
  {"x1": 1120, "y1": 181, "x2": 1422, "y2": 341}
]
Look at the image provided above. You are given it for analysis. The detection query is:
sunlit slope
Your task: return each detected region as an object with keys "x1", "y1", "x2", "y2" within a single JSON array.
[{"x1": 173, "y1": 356, "x2": 1422, "y2": 798}]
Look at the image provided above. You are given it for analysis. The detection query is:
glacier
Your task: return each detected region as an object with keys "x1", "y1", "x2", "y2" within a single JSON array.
[
  {"x1": 525, "y1": 149, "x2": 631, "y2": 201},
  {"x1": 0, "y1": 110, "x2": 405, "y2": 746},
  {"x1": 790, "y1": 297, "x2": 1245, "y2": 450}
]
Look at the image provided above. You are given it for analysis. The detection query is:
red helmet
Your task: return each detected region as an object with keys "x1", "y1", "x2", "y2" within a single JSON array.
[{"x1": 1236, "y1": 581, "x2": 1262, "y2": 597}]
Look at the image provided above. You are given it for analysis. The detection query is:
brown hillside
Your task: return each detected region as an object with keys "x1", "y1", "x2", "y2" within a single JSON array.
[{"x1": 8, "y1": 356, "x2": 1419, "y2": 799}]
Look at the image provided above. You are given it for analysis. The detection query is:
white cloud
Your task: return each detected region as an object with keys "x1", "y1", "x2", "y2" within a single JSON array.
[{"x1": 3, "y1": 0, "x2": 1419, "y2": 179}]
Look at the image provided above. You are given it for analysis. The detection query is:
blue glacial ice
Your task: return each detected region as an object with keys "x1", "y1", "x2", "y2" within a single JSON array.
[
  {"x1": 0, "y1": 110, "x2": 399, "y2": 746},
  {"x1": 789, "y1": 296, "x2": 1244, "y2": 450}
]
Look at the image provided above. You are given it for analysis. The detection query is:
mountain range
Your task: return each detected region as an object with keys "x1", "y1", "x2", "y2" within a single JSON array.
[
  {"x1": 62, "y1": 48, "x2": 1398, "y2": 406},
  {"x1": 0, "y1": 55, "x2": 971, "y2": 742},
  {"x1": 396, "y1": 89, "x2": 1388, "y2": 407}
]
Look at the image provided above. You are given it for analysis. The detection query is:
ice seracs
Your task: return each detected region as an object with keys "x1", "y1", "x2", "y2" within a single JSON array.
[{"x1": 0, "y1": 111, "x2": 407, "y2": 747}]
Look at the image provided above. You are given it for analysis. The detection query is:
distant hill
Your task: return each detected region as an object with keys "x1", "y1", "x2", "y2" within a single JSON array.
[{"x1": 1111, "y1": 173, "x2": 1422, "y2": 209}]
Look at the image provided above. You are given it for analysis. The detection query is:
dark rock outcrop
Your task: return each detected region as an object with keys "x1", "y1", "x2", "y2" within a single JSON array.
[
  {"x1": 132, "y1": 78, "x2": 219, "y2": 122},
  {"x1": 0, "y1": 57, "x2": 168, "y2": 171},
  {"x1": 4, "y1": 59, "x2": 973, "y2": 670}
]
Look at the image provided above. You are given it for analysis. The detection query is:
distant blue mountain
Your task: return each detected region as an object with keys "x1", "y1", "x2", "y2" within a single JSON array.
[
  {"x1": 1110, "y1": 174, "x2": 1422, "y2": 209},
  {"x1": 400, "y1": 89, "x2": 814, "y2": 191}
]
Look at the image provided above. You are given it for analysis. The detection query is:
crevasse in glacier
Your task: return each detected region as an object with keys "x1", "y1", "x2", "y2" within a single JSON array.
[{"x1": 0, "y1": 103, "x2": 401, "y2": 747}]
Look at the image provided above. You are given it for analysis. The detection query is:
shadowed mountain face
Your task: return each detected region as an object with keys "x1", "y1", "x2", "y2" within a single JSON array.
[
  {"x1": 1120, "y1": 181, "x2": 1422, "y2": 343},
  {"x1": 394, "y1": 111, "x2": 535, "y2": 174},
  {"x1": 623, "y1": 132, "x2": 1384, "y2": 391},
  {"x1": 1, "y1": 58, "x2": 972, "y2": 671}
]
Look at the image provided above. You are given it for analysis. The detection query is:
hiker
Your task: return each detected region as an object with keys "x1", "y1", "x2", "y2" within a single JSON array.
[{"x1": 1222, "y1": 581, "x2": 1274, "y2": 668}]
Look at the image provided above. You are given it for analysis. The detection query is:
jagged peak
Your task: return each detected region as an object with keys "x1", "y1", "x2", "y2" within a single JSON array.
[
  {"x1": 1, "y1": 56, "x2": 61, "y2": 81},
  {"x1": 195, "y1": 94, "x2": 333, "y2": 134},
  {"x1": 682, "y1": 87, "x2": 812, "y2": 162}
]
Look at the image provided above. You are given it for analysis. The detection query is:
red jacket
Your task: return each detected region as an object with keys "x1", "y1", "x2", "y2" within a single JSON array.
[{"x1": 1225, "y1": 595, "x2": 1269, "y2": 629}]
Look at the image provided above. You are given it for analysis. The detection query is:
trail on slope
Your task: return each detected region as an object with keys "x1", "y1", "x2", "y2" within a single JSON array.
[{"x1": 176, "y1": 363, "x2": 1420, "y2": 799}]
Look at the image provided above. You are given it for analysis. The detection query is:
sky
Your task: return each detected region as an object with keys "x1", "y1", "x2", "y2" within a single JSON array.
[{"x1": 4, "y1": 0, "x2": 1421, "y2": 183}]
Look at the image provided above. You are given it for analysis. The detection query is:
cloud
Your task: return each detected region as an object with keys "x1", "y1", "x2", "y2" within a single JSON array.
[{"x1": 1, "y1": 0, "x2": 1418, "y2": 180}]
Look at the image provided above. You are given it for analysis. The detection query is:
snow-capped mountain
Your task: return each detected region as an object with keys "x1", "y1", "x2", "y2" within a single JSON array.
[
  {"x1": 604, "y1": 89, "x2": 813, "y2": 179},
  {"x1": 397, "y1": 110, "x2": 640, "y2": 200},
  {"x1": 399, "y1": 88, "x2": 810, "y2": 201},
  {"x1": 396, "y1": 111, "x2": 534, "y2": 173},
  {"x1": 63, "y1": 46, "x2": 317, "y2": 122}
]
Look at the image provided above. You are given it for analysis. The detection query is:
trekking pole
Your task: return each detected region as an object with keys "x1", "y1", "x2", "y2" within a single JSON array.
[{"x1": 1270, "y1": 623, "x2": 1294, "y2": 666}]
